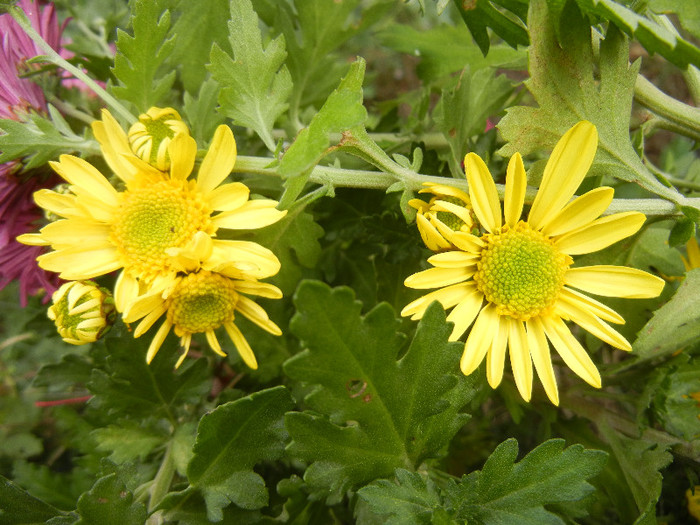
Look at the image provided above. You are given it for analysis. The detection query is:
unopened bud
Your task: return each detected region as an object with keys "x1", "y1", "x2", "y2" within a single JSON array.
[
  {"x1": 48, "y1": 281, "x2": 116, "y2": 345},
  {"x1": 128, "y1": 107, "x2": 189, "y2": 171}
]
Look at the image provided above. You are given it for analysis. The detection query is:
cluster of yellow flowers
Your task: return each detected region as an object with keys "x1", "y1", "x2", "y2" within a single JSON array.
[
  {"x1": 20, "y1": 108, "x2": 286, "y2": 368},
  {"x1": 402, "y1": 122, "x2": 666, "y2": 405}
]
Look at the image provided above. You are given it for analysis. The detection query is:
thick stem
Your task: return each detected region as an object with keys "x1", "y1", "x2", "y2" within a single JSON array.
[
  {"x1": 635, "y1": 75, "x2": 700, "y2": 139},
  {"x1": 148, "y1": 443, "x2": 175, "y2": 513}
]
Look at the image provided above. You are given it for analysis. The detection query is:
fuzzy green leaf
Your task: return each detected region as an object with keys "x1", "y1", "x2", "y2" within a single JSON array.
[
  {"x1": 187, "y1": 386, "x2": 294, "y2": 521},
  {"x1": 0, "y1": 111, "x2": 93, "y2": 170},
  {"x1": 452, "y1": 0, "x2": 529, "y2": 56},
  {"x1": 498, "y1": 0, "x2": 683, "y2": 204},
  {"x1": 648, "y1": 358, "x2": 700, "y2": 440},
  {"x1": 111, "y1": 0, "x2": 176, "y2": 112},
  {"x1": 444, "y1": 439, "x2": 607, "y2": 524},
  {"x1": 278, "y1": 58, "x2": 367, "y2": 207},
  {"x1": 0, "y1": 474, "x2": 67, "y2": 525},
  {"x1": 208, "y1": 0, "x2": 292, "y2": 151},
  {"x1": 284, "y1": 282, "x2": 475, "y2": 501},
  {"x1": 633, "y1": 269, "x2": 700, "y2": 361},
  {"x1": 92, "y1": 421, "x2": 165, "y2": 463},
  {"x1": 182, "y1": 77, "x2": 226, "y2": 145},
  {"x1": 75, "y1": 474, "x2": 146, "y2": 525},
  {"x1": 649, "y1": 0, "x2": 700, "y2": 40}
]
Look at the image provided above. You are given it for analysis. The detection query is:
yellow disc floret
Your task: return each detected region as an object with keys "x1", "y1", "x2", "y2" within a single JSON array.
[
  {"x1": 110, "y1": 179, "x2": 214, "y2": 282},
  {"x1": 474, "y1": 222, "x2": 572, "y2": 321},
  {"x1": 167, "y1": 271, "x2": 238, "y2": 336}
]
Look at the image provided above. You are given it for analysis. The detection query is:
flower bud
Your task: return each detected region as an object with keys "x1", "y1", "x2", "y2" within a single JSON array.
[
  {"x1": 48, "y1": 281, "x2": 116, "y2": 345},
  {"x1": 127, "y1": 107, "x2": 189, "y2": 171}
]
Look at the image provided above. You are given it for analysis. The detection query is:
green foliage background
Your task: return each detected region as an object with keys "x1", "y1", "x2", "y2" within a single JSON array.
[{"x1": 1, "y1": 0, "x2": 699, "y2": 523}]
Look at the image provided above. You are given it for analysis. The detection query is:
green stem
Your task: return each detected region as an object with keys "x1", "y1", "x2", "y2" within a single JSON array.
[
  {"x1": 148, "y1": 443, "x2": 176, "y2": 514},
  {"x1": 9, "y1": 6, "x2": 136, "y2": 124},
  {"x1": 634, "y1": 75, "x2": 700, "y2": 139}
]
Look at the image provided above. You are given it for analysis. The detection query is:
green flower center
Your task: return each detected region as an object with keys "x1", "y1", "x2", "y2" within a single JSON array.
[
  {"x1": 110, "y1": 180, "x2": 213, "y2": 282},
  {"x1": 167, "y1": 272, "x2": 238, "y2": 335},
  {"x1": 474, "y1": 223, "x2": 571, "y2": 320}
]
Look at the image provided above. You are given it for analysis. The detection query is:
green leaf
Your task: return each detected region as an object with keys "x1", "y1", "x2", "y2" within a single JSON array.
[
  {"x1": 182, "y1": 77, "x2": 226, "y2": 145},
  {"x1": 444, "y1": 439, "x2": 607, "y2": 524},
  {"x1": 33, "y1": 353, "x2": 94, "y2": 392},
  {"x1": 668, "y1": 217, "x2": 695, "y2": 247},
  {"x1": 167, "y1": 0, "x2": 230, "y2": 94},
  {"x1": 111, "y1": 0, "x2": 176, "y2": 112},
  {"x1": 284, "y1": 282, "x2": 475, "y2": 501},
  {"x1": 87, "y1": 329, "x2": 210, "y2": 420},
  {"x1": 75, "y1": 474, "x2": 147, "y2": 525},
  {"x1": 278, "y1": 58, "x2": 367, "y2": 207},
  {"x1": 633, "y1": 269, "x2": 700, "y2": 362},
  {"x1": 357, "y1": 469, "x2": 445, "y2": 525},
  {"x1": 0, "y1": 111, "x2": 93, "y2": 170},
  {"x1": 498, "y1": 0, "x2": 683, "y2": 204},
  {"x1": 648, "y1": 358, "x2": 700, "y2": 440},
  {"x1": 452, "y1": 0, "x2": 529, "y2": 56},
  {"x1": 0, "y1": 474, "x2": 67, "y2": 525},
  {"x1": 434, "y1": 67, "x2": 513, "y2": 177},
  {"x1": 92, "y1": 421, "x2": 165, "y2": 463},
  {"x1": 208, "y1": 0, "x2": 292, "y2": 151},
  {"x1": 378, "y1": 24, "x2": 526, "y2": 81},
  {"x1": 187, "y1": 386, "x2": 294, "y2": 521},
  {"x1": 649, "y1": 0, "x2": 700, "y2": 40}
]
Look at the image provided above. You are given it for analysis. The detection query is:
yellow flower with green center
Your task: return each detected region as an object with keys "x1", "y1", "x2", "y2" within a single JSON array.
[
  {"x1": 18, "y1": 110, "x2": 287, "y2": 314},
  {"x1": 402, "y1": 121, "x2": 665, "y2": 405},
  {"x1": 48, "y1": 280, "x2": 116, "y2": 345},
  {"x1": 123, "y1": 270, "x2": 282, "y2": 368},
  {"x1": 409, "y1": 183, "x2": 479, "y2": 251},
  {"x1": 127, "y1": 107, "x2": 190, "y2": 171}
]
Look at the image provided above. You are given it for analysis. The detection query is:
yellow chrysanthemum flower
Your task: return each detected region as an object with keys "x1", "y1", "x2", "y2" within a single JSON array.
[
  {"x1": 127, "y1": 107, "x2": 190, "y2": 171},
  {"x1": 402, "y1": 121, "x2": 665, "y2": 405},
  {"x1": 409, "y1": 183, "x2": 480, "y2": 251},
  {"x1": 19, "y1": 111, "x2": 287, "y2": 313},
  {"x1": 48, "y1": 280, "x2": 116, "y2": 345},
  {"x1": 682, "y1": 236, "x2": 700, "y2": 271},
  {"x1": 123, "y1": 269, "x2": 282, "y2": 368}
]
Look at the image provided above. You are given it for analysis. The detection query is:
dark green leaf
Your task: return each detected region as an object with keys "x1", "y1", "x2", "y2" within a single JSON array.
[
  {"x1": 208, "y1": 0, "x2": 292, "y2": 151},
  {"x1": 284, "y1": 282, "x2": 475, "y2": 501},
  {"x1": 0, "y1": 474, "x2": 67, "y2": 525},
  {"x1": 452, "y1": 0, "x2": 529, "y2": 56},
  {"x1": 111, "y1": 0, "x2": 176, "y2": 111},
  {"x1": 33, "y1": 353, "x2": 94, "y2": 392},
  {"x1": 182, "y1": 77, "x2": 225, "y2": 145},
  {"x1": 669, "y1": 217, "x2": 695, "y2": 247},
  {"x1": 648, "y1": 358, "x2": 700, "y2": 440},
  {"x1": 92, "y1": 421, "x2": 165, "y2": 463},
  {"x1": 75, "y1": 474, "x2": 147, "y2": 525},
  {"x1": 187, "y1": 386, "x2": 294, "y2": 521}
]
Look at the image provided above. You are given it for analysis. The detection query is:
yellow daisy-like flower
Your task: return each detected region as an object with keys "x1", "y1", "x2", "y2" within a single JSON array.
[
  {"x1": 682, "y1": 236, "x2": 700, "y2": 272},
  {"x1": 402, "y1": 121, "x2": 665, "y2": 405},
  {"x1": 48, "y1": 280, "x2": 116, "y2": 345},
  {"x1": 127, "y1": 107, "x2": 190, "y2": 171},
  {"x1": 123, "y1": 270, "x2": 282, "y2": 368},
  {"x1": 19, "y1": 111, "x2": 287, "y2": 313},
  {"x1": 409, "y1": 183, "x2": 480, "y2": 251}
]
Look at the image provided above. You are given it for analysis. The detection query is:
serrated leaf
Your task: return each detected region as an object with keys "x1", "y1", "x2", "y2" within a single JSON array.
[
  {"x1": 498, "y1": 0, "x2": 684, "y2": 204},
  {"x1": 452, "y1": 0, "x2": 529, "y2": 56},
  {"x1": 187, "y1": 386, "x2": 293, "y2": 521},
  {"x1": 444, "y1": 439, "x2": 607, "y2": 525},
  {"x1": 0, "y1": 114, "x2": 93, "y2": 170},
  {"x1": 87, "y1": 329, "x2": 210, "y2": 420},
  {"x1": 75, "y1": 474, "x2": 146, "y2": 525},
  {"x1": 284, "y1": 282, "x2": 475, "y2": 501},
  {"x1": 92, "y1": 421, "x2": 165, "y2": 463},
  {"x1": 278, "y1": 58, "x2": 367, "y2": 207},
  {"x1": 649, "y1": 0, "x2": 700, "y2": 40},
  {"x1": 649, "y1": 359, "x2": 700, "y2": 440},
  {"x1": 0, "y1": 474, "x2": 67, "y2": 525},
  {"x1": 208, "y1": 0, "x2": 292, "y2": 151},
  {"x1": 183, "y1": 77, "x2": 225, "y2": 145},
  {"x1": 633, "y1": 269, "x2": 700, "y2": 361},
  {"x1": 111, "y1": 0, "x2": 176, "y2": 111},
  {"x1": 33, "y1": 353, "x2": 94, "y2": 392},
  {"x1": 434, "y1": 67, "x2": 513, "y2": 177},
  {"x1": 168, "y1": 0, "x2": 230, "y2": 94}
]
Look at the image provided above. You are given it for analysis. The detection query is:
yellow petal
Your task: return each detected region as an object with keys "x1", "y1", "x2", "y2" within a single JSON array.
[
  {"x1": 224, "y1": 322, "x2": 258, "y2": 369},
  {"x1": 197, "y1": 125, "x2": 237, "y2": 194},
  {"x1": 236, "y1": 296, "x2": 282, "y2": 335},
  {"x1": 146, "y1": 319, "x2": 172, "y2": 363},
  {"x1": 558, "y1": 287, "x2": 625, "y2": 324},
  {"x1": 50, "y1": 155, "x2": 118, "y2": 207},
  {"x1": 450, "y1": 231, "x2": 484, "y2": 252},
  {"x1": 16, "y1": 233, "x2": 50, "y2": 246},
  {"x1": 427, "y1": 251, "x2": 479, "y2": 268},
  {"x1": 446, "y1": 290, "x2": 484, "y2": 341},
  {"x1": 38, "y1": 219, "x2": 111, "y2": 247},
  {"x1": 504, "y1": 153, "x2": 526, "y2": 227},
  {"x1": 486, "y1": 317, "x2": 509, "y2": 388},
  {"x1": 205, "y1": 330, "x2": 227, "y2": 357},
  {"x1": 464, "y1": 152, "x2": 502, "y2": 233},
  {"x1": 208, "y1": 240, "x2": 281, "y2": 279},
  {"x1": 541, "y1": 315, "x2": 601, "y2": 388},
  {"x1": 212, "y1": 199, "x2": 287, "y2": 230},
  {"x1": 234, "y1": 280, "x2": 283, "y2": 299},
  {"x1": 401, "y1": 283, "x2": 475, "y2": 319},
  {"x1": 404, "y1": 266, "x2": 472, "y2": 290},
  {"x1": 133, "y1": 303, "x2": 168, "y2": 337},
  {"x1": 417, "y1": 213, "x2": 451, "y2": 251},
  {"x1": 526, "y1": 318, "x2": 559, "y2": 405},
  {"x1": 420, "y1": 183, "x2": 470, "y2": 203},
  {"x1": 207, "y1": 182, "x2": 250, "y2": 211},
  {"x1": 168, "y1": 133, "x2": 197, "y2": 181},
  {"x1": 686, "y1": 236, "x2": 700, "y2": 269},
  {"x1": 37, "y1": 246, "x2": 121, "y2": 280},
  {"x1": 541, "y1": 187, "x2": 614, "y2": 237},
  {"x1": 33, "y1": 189, "x2": 78, "y2": 218},
  {"x1": 92, "y1": 109, "x2": 137, "y2": 184},
  {"x1": 555, "y1": 212, "x2": 645, "y2": 255},
  {"x1": 554, "y1": 301, "x2": 631, "y2": 351},
  {"x1": 460, "y1": 304, "x2": 498, "y2": 375},
  {"x1": 564, "y1": 265, "x2": 665, "y2": 298},
  {"x1": 529, "y1": 121, "x2": 598, "y2": 230},
  {"x1": 432, "y1": 200, "x2": 474, "y2": 227},
  {"x1": 175, "y1": 334, "x2": 192, "y2": 369},
  {"x1": 506, "y1": 319, "x2": 532, "y2": 401}
]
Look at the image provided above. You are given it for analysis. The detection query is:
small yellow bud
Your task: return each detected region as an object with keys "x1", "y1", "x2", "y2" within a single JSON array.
[
  {"x1": 127, "y1": 107, "x2": 190, "y2": 171},
  {"x1": 48, "y1": 281, "x2": 116, "y2": 345}
]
